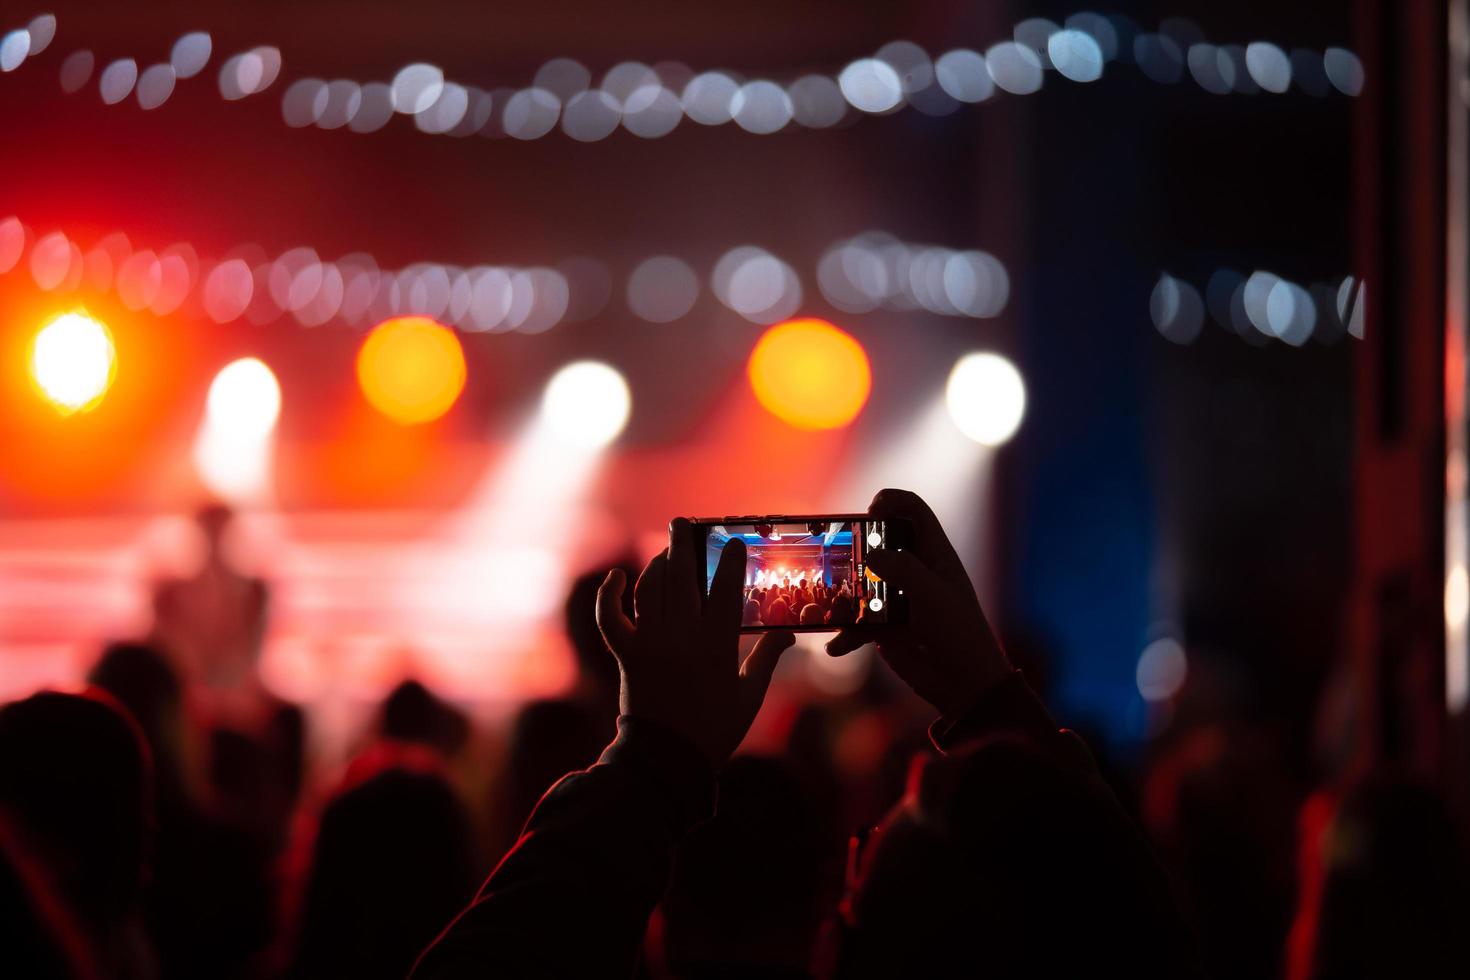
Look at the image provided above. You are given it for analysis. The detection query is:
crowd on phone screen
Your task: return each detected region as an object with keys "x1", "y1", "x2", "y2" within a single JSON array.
[
  {"x1": 1, "y1": 494, "x2": 1467, "y2": 980},
  {"x1": 743, "y1": 579, "x2": 858, "y2": 628}
]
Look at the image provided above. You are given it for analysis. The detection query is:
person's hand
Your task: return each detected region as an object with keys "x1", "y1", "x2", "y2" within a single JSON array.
[
  {"x1": 827, "y1": 488, "x2": 1012, "y2": 722},
  {"x1": 596, "y1": 518, "x2": 796, "y2": 766}
]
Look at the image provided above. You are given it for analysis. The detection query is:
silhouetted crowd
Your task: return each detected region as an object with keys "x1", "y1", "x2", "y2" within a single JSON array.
[
  {"x1": 743, "y1": 579, "x2": 857, "y2": 627},
  {"x1": 2, "y1": 491, "x2": 1467, "y2": 979}
]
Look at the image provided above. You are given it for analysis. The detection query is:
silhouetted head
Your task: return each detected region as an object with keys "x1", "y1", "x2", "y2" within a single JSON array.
[
  {"x1": 662, "y1": 757, "x2": 825, "y2": 976},
  {"x1": 286, "y1": 762, "x2": 476, "y2": 980},
  {"x1": 0, "y1": 691, "x2": 152, "y2": 926},
  {"x1": 839, "y1": 736, "x2": 1193, "y2": 979},
  {"x1": 378, "y1": 679, "x2": 469, "y2": 759},
  {"x1": 800, "y1": 603, "x2": 824, "y2": 626},
  {"x1": 565, "y1": 563, "x2": 636, "y2": 703},
  {"x1": 767, "y1": 599, "x2": 791, "y2": 626},
  {"x1": 743, "y1": 599, "x2": 763, "y2": 626},
  {"x1": 827, "y1": 594, "x2": 856, "y2": 625},
  {"x1": 89, "y1": 642, "x2": 186, "y2": 803}
]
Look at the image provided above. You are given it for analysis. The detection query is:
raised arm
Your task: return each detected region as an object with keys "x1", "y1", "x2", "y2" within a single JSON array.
[{"x1": 412, "y1": 520, "x2": 794, "y2": 979}]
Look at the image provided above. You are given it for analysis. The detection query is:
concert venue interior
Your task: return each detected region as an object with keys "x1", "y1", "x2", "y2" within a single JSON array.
[{"x1": 1, "y1": 2, "x2": 1467, "y2": 979}]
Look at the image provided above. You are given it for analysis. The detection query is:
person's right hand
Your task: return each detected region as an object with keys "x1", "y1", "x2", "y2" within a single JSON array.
[{"x1": 826, "y1": 488, "x2": 1012, "y2": 722}]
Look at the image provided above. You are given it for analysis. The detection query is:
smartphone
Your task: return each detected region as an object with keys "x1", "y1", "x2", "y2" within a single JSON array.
[{"x1": 688, "y1": 514, "x2": 912, "y2": 632}]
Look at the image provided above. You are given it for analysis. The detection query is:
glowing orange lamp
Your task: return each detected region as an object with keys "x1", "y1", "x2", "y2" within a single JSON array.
[
  {"x1": 746, "y1": 317, "x2": 871, "y2": 429},
  {"x1": 356, "y1": 316, "x2": 467, "y2": 425}
]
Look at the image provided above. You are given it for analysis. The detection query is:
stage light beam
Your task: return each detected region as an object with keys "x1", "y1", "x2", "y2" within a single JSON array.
[
  {"x1": 29, "y1": 312, "x2": 117, "y2": 415},
  {"x1": 356, "y1": 316, "x2": 466, "y2": 425},
  {"x1": 747, "y1": 318, "x2": 871, "y2": 430}
]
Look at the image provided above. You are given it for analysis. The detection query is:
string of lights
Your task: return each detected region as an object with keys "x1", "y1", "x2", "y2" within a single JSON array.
[
  {"x1": 0, "y1": 215, "x2": 1011, "y2": 332},
  {"x1": 7, "y1": 13, "x2": 1363, "y2": 138},
  {"x1": 1150, "y1": 269, "x2": 1364, "y2": 347}
]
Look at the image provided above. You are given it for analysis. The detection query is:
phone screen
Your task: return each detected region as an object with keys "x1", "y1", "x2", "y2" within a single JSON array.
[{"x1": 693, "y1": 516, "x2": 906, "y2": 632}]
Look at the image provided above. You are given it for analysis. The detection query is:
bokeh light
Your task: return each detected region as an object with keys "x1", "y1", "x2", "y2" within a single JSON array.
[
  {"x1": 356, "y1": 316, "x2": 467, "y2": 424},
  {"x1": 1136, "y1": 637, "x2": 1188, "y2": 702},
  {"x1": 747, "y1": 318, "x2": 872, "y2": 430},
  {"x1": 541, "y1": 360, "x2": 632, "y2": 448},
  {"x1": 206, "y1": 357, "x2": 282, "y2": 439},
  {"x1": 29, "y1": 311, "x2": 118, "y2": 415},
  {"x1": 945, "y1": 352, "x2": 1026, "y2": 446},
  {"x1": 627, "y1": 256, "x2": 699, "y2": 322}
]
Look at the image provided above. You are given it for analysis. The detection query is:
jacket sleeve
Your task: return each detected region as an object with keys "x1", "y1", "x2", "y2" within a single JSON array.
[{"x1": 411, "y1": 716, "x2": 715, "y2": 980}]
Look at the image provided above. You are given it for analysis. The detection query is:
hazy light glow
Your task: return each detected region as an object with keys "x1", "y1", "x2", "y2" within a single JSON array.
[
  {"x1": 392, "y1": 63, "x2": 444, "y2": 113},
  {"x1": 99, "y1": 58, "x2": 138, "y2": 104},
  {"x1": 0, "y1": 216, "x2": 25, "y2": 273},
  {"x1": 788, "y1": 75, "x2": 846, "y2": 128},
  {"x1": 1150, "y1": 273, "x2": 1205, "y2": 344},
  {"x1": 59, "y1": 50, "x2": 94, "y2": 93},
  {"x1": 945, "y1": 352, "x2": 1026, "y2": 447},
  {"x1": 1048, "y1": 30, "x2": 1104, "y2": 82},
  {"x1": 1245, "y1": 42, "x2": 1292, "y2": 93},
  {"x1": 731, "y1": 80, "x2": 793, "y2": 134},
  {"x1": 562, "y1": 90, "x2": 621, "y2": 141},
  {"x1": 935, "y1": 49, "x2": 993, "y2": 102},
  {"x1": 875, "y1": 40, "x2": 934, "y2": 93},
  {"x1": 534, "y1": 58, "x2": 590, "y2": 100},
  {"x1": 839, "y1": 58, "x2": 904, "y2": 113},
  {"x1": 541, "y1": 361, "x2": 632, "y2": 448},
  {"x1": 357, "y1": 316, "x2": 467, "y2": 424},
  {"x1": 1136, "y1": 638, "x2": 1188, "y2": 701},
  {"x1": 136, "y1": 64, "x2": 176, "y2": 110},
  {"x1": 682, "y1": 71, "x2": 738, "y2": 124},
  {"x1": 171, "y1": 32, "x2": 212, "y2": 79},
  {"x1": 1324, "y1": 47, "x2": 1364, "y2": 96},
  {"x1": 747, "y1": 318, "x2": 872, "y2": 430},
  {"x1": 30, "y1": 312, "x2": 117, "y2": 415},
  {"x1": 985, "y1": 42, "x2": 1043, "y2": 94},
  {"x1": 27, "y1": 14, "x2": 55, "y2": 55},
  {"x1": 504, "y1": 88, "x2": 560, "y2": 139},
  {"x1": 627, "y1": 256, "x2": 699, "y2": 322},
  {"x1": 0, "y1": 30, "x2": 29, "y2": 72}
]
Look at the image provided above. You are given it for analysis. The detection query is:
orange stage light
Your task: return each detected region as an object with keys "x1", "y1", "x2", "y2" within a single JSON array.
[
  {"x1": 29, "y1": 310, "x2": 116, "y2": 415},
  {"x1": 356, "y1": 316, "x2": 467, "y2": 425},
  {"x1": 746, "y1": 318, "x2": 871, "y2": 430}
]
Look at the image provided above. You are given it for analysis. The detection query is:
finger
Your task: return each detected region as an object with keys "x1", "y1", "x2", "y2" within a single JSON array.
[
  {"x1": 868, "y1": 488, "x2": 969, "y2": 583},
  {"x1": 826, "y1": 626, "x2": 873, "y2": 657},
  {"x1": 595, "y1": 569, "x2": 636, "y2": 655},
  {"x1": 865, "y1": 547, "x2": 945, "y2": 595},
  {"x1": 708, "y1": 536, "x2": 747, "y2": 637},
  {"x1": 665, "y1": 518, "x2": 701, "y2": 620},
  {"x1": 739, "y1": 630, "x2": 796, "y2": 718},
  {"x1": 634, "y1": 551, "x2": 668, "y2": 629}
]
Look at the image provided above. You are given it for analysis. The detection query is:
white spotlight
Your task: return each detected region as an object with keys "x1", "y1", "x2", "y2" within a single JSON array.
[
  {"x1": 541, "y1": 360, "x2": 631, "y2": 449},
  {"x1": 207, "y1": 357, "x2": 282, "y2": 437},
  {"x1": 945, "y1": 352, "x2": 1026, "y2": 447},
  {"x1": 194, "y1": 357, "x2": 281, "y2": 503}
]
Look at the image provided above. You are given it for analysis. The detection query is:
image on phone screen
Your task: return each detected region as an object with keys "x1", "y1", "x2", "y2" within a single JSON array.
[{"x1": 696, "y1": 518, "x2": 901, "y2": 632}]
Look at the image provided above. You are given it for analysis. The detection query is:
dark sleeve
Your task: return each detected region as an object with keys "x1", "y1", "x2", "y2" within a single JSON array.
[{"x1": 411, "y1": 716, "x2": 716, "y2": 979}]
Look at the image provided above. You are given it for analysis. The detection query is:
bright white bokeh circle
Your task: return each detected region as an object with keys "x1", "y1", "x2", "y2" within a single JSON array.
[{"x1": 945, "y1": 352, "x2": 1026, "y2": 446}]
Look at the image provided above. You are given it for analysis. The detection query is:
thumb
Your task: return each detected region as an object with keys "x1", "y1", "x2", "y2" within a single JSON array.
[
  {"x1": 865, "y1": 547, "x2": 940, "y2": 593},
  {"x1": 738, "y1": 630, "x2": 796, "y2": 717},
  {"x1": 596, "y1": 569, "x2": 636, "y2": 657}
]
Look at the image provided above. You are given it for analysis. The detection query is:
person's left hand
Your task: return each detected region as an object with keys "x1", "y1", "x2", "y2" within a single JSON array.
[{"x1": 597, "y1": 518, "x2": 795, "y2": 766}]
